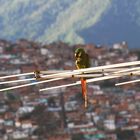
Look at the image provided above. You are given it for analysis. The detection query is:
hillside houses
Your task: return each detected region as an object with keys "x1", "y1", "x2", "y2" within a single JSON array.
[{"x1": 0, "y1": 39, "x2": 139, "y2": 139}]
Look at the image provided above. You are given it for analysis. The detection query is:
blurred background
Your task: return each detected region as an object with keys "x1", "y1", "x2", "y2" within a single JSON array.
[{"x1": 0, "y1": 0, "x2": 140, "y2": 140}]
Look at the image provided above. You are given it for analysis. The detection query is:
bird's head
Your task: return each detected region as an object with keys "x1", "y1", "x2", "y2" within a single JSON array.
[{"x1": 75, "y1": 48, "x2": 86, "y2": 62}]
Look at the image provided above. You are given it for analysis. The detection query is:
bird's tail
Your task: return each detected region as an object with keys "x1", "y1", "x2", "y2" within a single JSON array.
[{"x1": 81, "y1": 78, "x2": 88, "y2": 108}]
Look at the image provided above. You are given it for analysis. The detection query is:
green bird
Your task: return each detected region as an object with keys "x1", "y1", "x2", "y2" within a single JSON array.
[
  {"x1": 75, "y1": 48, "x2": 90, "y2": 69},
  {"x1": 75, "y1": 48, "x2": 90, "y2": 108}
]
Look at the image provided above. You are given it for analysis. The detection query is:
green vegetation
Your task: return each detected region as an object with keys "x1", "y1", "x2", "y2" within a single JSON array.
[{"x1": 0, "y1": 0, "x2": 111, "y2": 44}]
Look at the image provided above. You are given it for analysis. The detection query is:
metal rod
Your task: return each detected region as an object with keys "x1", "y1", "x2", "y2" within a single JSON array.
[
  {"x1": 0, "y1": 61, "x2": 140, "y2": 80},
  {"x1": 116, "y1": 79, "x2": 140, "y2": 86},
  {"x1": 40, "y1": 70, "x2": 140, "y2": 92},
  {"x1": 0, "y1": 72, "x2": 34, "y2": 79},
  {"x1": 113, "y1": 67, "x2": 140, "y2": 74},
  {"x1": 0, "y1": 77, "x2": 64, "y2": 92},
  {"x1": 38, "y1": 61, "x2": 140, "y2": 79},
  {"x1": 1, "y1": 61, "x2": 140, "y2": 92},
  {"x1": 0, "y1": 78, "x2": 35, "y2": 85}
]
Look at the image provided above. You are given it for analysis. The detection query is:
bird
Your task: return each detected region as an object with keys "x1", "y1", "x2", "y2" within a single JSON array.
[{"x1": 75, "y1": 48, "x2": 90, "y2": 107}]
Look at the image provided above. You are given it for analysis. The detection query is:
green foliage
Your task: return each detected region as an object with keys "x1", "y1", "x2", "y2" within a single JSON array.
[{"x1": 0, "y1": 0, "x2": 111, "y2": 44}]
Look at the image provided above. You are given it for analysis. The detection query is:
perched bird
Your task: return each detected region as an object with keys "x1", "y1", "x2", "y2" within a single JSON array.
[
  {"x1": 75, "y1": 48, "x2": 90, "y2": 107},
  {"x1": 75, "y1": 48, "x2": 90, "y2": 69}
]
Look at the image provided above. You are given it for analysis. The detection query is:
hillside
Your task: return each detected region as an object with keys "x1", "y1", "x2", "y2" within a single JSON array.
[{"x1": 0, "y1": 0, "x2": 140, "y2": 48}]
